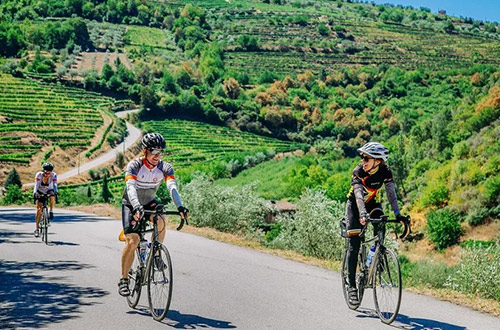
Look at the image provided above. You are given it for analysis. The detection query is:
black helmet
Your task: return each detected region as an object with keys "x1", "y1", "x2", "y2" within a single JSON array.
[
  {"x1": 141, "y1": 133, "x2": 166, "y2": 150},
  {"x1": 42, "y1": 162, "x2": 54, "y2": 171}
]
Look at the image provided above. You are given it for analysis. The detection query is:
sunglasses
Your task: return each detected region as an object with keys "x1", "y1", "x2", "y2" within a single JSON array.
[
  {"x1": 43, "y1": 170, "x2": 52, "y2": 174},
  {"x1": 150, "y1": 149, "x2": 163, "y2": 156},
  {"x1": 361, "y1": 155, "x2": 372, "y2": 162}
]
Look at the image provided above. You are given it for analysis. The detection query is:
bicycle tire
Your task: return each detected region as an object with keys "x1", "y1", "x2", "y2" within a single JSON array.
[
  {"x1": 127, "y1": 249, "x2": 143, "y2": 308},
  {"x1": 372, "y1": 248, "x2": 402, "y2": 324},
  {"x1": 341, "y1": 250, "x2": 366, "y2": 309},
  {"x1": 42, "y1": 208, "x2": 49, "y2": 244},
  {"x1": 147, "y1": 243, "x2": 173, "y2": 321}
]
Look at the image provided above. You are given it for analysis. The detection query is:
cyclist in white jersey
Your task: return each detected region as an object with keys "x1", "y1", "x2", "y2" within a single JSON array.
[
  {"x1": 33, "y1": 162, "x2": 58, "y2": 237},
  {"x1": 118, "y1": 133, "x2": 189, "y2": 296}
]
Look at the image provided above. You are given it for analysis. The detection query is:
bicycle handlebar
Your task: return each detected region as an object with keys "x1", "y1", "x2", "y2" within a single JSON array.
[
  {"x1": 362, "y1": 215, "x2": 411, "y2": 239},
  {"x1": 143, "y1": 204, "x2": 188, "y2": 231}
]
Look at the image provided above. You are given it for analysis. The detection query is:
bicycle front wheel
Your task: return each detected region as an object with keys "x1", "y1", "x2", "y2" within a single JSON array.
[
  {"x1": 372, "y1": 248, "x2": 402, "y2": 324},
  {"x1": 41, "y1": 209, "x2": 49, "y2": 244},
  {"x1": 147, "y1": 243, "x2": 173, "y2": 321},
  {"x1": 127, "y1": 249, "x2": 142, "y2": 309}
]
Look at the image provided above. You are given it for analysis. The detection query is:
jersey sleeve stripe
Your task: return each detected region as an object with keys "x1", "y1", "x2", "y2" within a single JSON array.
[
  {"x1": 165, "y1": 175, "x2": 175, "y2": 181},
  {"x1": 125, "y1": 175, "x2": 137, "y2": 181}
]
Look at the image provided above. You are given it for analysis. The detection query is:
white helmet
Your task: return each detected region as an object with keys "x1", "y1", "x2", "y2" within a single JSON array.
[{"x1": 358, "y1": 142, "x2": 389, "y2": 161}]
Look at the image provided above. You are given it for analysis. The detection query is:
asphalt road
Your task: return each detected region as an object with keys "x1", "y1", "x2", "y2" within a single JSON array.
[{"x1": 0, "y1": 207, "x2": 498, "y2": 330}]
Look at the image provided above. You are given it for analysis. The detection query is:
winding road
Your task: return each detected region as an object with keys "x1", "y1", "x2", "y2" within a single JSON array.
[
  {"x1": 0, "y1": 207, "x2": 498, "y2": 330},
  {"x1": 24, "y1": 109, "x2": 141, "y2": 187}
]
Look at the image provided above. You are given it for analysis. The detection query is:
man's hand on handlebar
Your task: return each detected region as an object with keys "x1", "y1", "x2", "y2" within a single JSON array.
[
  {"x1": 133, "y1": 205, "x2": 144, "y2": 221},
  {"x1": 178, "y1": 206, "x2": 189, "y2": 220},
  {"x1": 360, "y1": 212, "x2": 369, "y2": 226}
]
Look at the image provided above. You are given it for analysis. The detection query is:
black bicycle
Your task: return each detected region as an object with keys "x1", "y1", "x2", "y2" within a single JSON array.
[
  {"x1": 36, "y1": 193, "x2": 50, "y2": 245},
  {"x1": 340, "y1": 210, "x2": 410, "y2": 324},
  {"x1": 126, "y1": 204, "x2": 187, "y2": 321}
]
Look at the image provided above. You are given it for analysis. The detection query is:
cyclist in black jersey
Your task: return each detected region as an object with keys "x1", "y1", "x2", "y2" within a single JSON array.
[
  {"x1": 118, "y1": 133, "x2": 189, "y2": 297},
  {"x1": 345, "y1": 142, "x2": 407, "y2": 305}
]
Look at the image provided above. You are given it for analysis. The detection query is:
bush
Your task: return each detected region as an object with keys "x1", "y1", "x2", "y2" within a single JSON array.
[
  {"x1": 268, "y1": 189, "x2": 345, "y2": 260},
  {"x1": 446, "y1": 243, "x2": 500, "y2": 301},
  {"x1": 426, "y1": 208, "x2": 463, "y2": 250},
  {"x1": 484, "y1": 174, "x2": 500, "y2": 204},
  {"x1": 420, "y1": 183, "x2": 449, "y2": 208},
  {"x1": 2, "y1": 185, "x2": 27, "y2": 205},
  {"x1": 180, "y1": 173, "x2": 268, "y2": 233},
  {"x1": 317, "y1": 23, "x2": 330, "y2": 36},
  {"x1": 402, "y1": 258, "x2": 456, "y2": 289},
  {"x1": 4, "y1": 168, "x2": 22, "y2": 189}
]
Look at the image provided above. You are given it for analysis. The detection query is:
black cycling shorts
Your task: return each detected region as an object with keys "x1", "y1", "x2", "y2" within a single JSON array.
[
  {"x1": 345, "y1": 200, "x2": 382, "y2": 237},
  {"x1": 122, "y1": 199, "x2": 159, "y2": 235},
  {"x1": 35, "y1": 190, "x2": 55, "y2": 205}
]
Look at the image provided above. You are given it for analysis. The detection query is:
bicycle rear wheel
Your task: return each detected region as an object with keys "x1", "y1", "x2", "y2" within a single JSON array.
[
  {"x1": 127, "y1": 249, "x2": 143, "y2": 308},
  {"x1": 147, "y1": 243, "x2": 173, "y2": 321},
  {"x1": 372, "y1": 248, "x2": 402, "y2": 324},
  {"x1": 341, "y1": 251, "x2": 365, "y2": 310}
]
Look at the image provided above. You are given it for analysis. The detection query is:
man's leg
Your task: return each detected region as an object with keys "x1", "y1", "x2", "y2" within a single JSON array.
[
  {"x1": 35, "y1": 203, "x2": 42, "y2": 229},
  {"x1": 121, "y1": 233, "x2": 140, "y2": 279},
  {"x1": 49, "y1": 195, "x2": 55, "y2": 219},
  {"x1": 156, "y1": 215, "x2": 166, "y2": 243}
]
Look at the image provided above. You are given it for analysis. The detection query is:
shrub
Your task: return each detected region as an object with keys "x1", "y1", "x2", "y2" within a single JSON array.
[
  {"x1": 2, "y1": 185, "x2": 26, "y2": 205},
  {"x1": 420, "y1": 183, "x2": 449, "y2": 208},
  {"x1": 446, "y1": 243, "x2": 500, "y2": 301},
  {"x1": 268, "y1": 189, "x2": 345, "y2": 260},
  {"x1": 484, "y1": 174, "x2": 500, "y2": 204},
  {"x1": 402, "y1": 258, "x2": 456, "y2": 289},
  {"x1": 4, "y1": 168, "x2": 22, "y2": 188},
  {"x1": 180, "y1": 173, "x2": 268, "y2": 233},
  {"x1": 426, "y1": 208, "x2": 463, "y2": 250},
  {"x1": 465, "y1": 206, "x2": 489, "y2": 226},
  {"x1": 317, "y1": 23, "x2": 329, "y2": 36}
]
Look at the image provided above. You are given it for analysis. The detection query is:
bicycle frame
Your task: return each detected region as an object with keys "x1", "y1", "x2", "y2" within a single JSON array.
[{"x1": 132, "y1": 206, "x2": 179, "y2": 286}]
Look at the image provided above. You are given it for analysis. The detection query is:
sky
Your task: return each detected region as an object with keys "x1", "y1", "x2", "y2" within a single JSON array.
[{"x1": 369, "y1": 0, "x2": 500, "y2": 23}]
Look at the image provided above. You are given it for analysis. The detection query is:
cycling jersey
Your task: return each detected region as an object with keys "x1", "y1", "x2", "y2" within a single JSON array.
[
  {"x1": 33, "y1": 172, "x2": 58, "y2": 195},
  {"x1": 345, "y1": 163, "x2": 399, "y2": 237},
  {"x1": 122, "y1": 157, "x2": 183, "y2": 210}
]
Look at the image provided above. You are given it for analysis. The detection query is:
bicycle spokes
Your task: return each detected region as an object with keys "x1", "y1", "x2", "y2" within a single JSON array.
[
  {"x1": 373, "y1": 249, "x2": 402, "y2": 324},
  {"x1": 147, "y1": 244, "x2": 173, "y2": 321}
]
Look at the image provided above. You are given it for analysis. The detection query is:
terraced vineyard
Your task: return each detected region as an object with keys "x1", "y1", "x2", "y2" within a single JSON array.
[
  {"x1": 0, "y1": 74, "x2": 115, "y2": 164},
  {"x1": 219, "y1": 11, "x2": 500, "y2": 76},
  {"x1": 144, "y1": 119, "x2": 304, "y2": 168}
]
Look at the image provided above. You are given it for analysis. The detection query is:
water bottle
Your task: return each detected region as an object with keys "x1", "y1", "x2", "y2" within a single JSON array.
[
  {"x1": 139, "y1": 239, "x2": 149, "y2": 264},
  {"x1": 366, "y1": 245, "x2": 376, "y2": 267}
]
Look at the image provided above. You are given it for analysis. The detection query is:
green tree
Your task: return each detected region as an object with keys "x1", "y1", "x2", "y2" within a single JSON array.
[
  {"x1": 161, "y1": 70, "x2": 178, "y2": 94},
  {"x1": 4, "y1": 168, "x2": 22, "y2": 188},
  {"x1": 101, "y1": 174, "x2": 113, "y2": 203},
  {"x1": 199, "y1": 43, "x2": 224, "y2": 85},
  {"x1": 140, "y1": 85, "x2": 158, "y2": 110}
]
